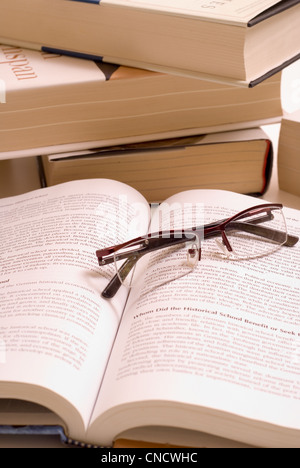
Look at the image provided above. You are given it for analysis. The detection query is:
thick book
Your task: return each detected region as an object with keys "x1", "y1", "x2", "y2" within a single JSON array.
[
  {"x1": 0, "y1": 0, "x2": 299, "y2": 86},
  {"x1": 0, "y1": 179, "x2": 299, "y2": 448},
  {"x1": 0, "y1": 157, "x2": 41, "y2": 199},
  {"x1": 0, "y1": 44, "x2": 283, "y2": 159},
  {"x1": 41, "y1": 127, "x2": 274, "y2": 201},
  {"x1": 278, "y1": 110, "x2": 300, "y2": 197}
]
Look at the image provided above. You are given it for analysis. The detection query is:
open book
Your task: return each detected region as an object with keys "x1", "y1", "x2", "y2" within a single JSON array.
[
  {"x1": 0, "y1": 179, "x2": 299, "y2": 448},
  {"x1": 41, "y1": 127, "x2": 274, "y2": 201}
]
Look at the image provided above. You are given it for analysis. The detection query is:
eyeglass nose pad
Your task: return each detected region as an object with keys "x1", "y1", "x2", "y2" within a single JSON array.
[
  {"x1": 215, "y1": 231, "x2": 234, "y2": 256},
  {"x1": 215, "y1": 230, "x2": 233, "y2": 256},
  {"x1": 187, "y1": 243, "x2": 200, "y2": 266},
  {"x1": 215, "y1": 239, "x2": 229, "y2": 256}
]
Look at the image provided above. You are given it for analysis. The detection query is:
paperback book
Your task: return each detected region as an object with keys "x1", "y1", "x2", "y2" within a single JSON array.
[{"x1": 0, "y1": 179, "x2": 299, "y2": 448}]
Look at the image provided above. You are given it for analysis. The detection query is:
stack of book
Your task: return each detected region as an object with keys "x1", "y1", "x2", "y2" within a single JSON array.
[
  {"x1": 278, "y1": 109, "x2": 300, "y2": 196},
  {"x1": 0, "y1": 43, "x2": 282, "y2": 201},
  {"x1": 1, "y1": 1, "x2": 300, "y2": 201},
  {"x1": 1, "y1": 0, "x2": 300, "y2": 449}
]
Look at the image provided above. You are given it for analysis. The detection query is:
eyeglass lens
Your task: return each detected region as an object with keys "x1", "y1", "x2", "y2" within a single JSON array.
[{"x1": 218, "y1": 206, "x2": 287, "y2": 260}]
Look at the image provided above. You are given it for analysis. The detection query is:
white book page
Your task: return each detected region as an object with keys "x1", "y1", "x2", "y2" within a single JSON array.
[
  {"x1": 89, "y1": 189, "x2": 300, "y2": 445},
  {"x1": 104, "y1": 0, "x2": 279, "y2": 24},
  {"x1": 0, "y1": 179, "x2": 150, "y2": 434}
]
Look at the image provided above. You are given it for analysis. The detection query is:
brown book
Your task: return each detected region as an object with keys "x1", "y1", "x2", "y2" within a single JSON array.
[
  {"x1": 41, "y1": 127, "x2": 273, "y2": 202},
  {"x1": 0, "y1": 0, "x2": 299, "y2": 86}
]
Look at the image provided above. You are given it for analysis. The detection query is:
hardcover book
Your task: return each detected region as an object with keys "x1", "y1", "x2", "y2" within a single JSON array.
[
  {"x1": 41, "y1": 127, "x2": 274, "y2": 201},
  {"x1": 0, "y1": 0, "x2": 299, "y2": 86},
  {"x1": 0, "y1": 44, "x2": 283, "y2": 159}
]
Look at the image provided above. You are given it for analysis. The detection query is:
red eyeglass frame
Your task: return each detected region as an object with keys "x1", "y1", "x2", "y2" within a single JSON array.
[{"x1": 96, "y1": 203, "x2": 298, "y2": 298}]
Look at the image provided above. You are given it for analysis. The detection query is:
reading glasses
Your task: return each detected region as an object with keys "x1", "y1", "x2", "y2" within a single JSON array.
[{"x1": 96, "y1": 203, "x2": 299, "y2": 299}]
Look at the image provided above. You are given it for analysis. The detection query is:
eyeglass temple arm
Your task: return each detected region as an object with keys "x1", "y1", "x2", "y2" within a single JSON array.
[
  {"x1": 100, "y1": 233, "x2": 197, "y2": 299},
  {"x1": 203, "y1": 220, "x2": 298, "y2": 247},
  {"x1": 101, "y1": 256, "x2": 137, "y2": 299},
  {"x1": 229, "y1": 222, "x2": 298, "y2": 246}
]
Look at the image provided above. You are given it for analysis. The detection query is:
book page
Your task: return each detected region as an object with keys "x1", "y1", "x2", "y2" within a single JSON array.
[
  {"x1": 0, "y1": 179, "x2": 150, "y2": 437},
  {"x1": 105, "y1": 0, "x2": 279, "y2": 24},
  {"x1": 89, "y1": 189, "x2": 300, "y2": 446}
]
